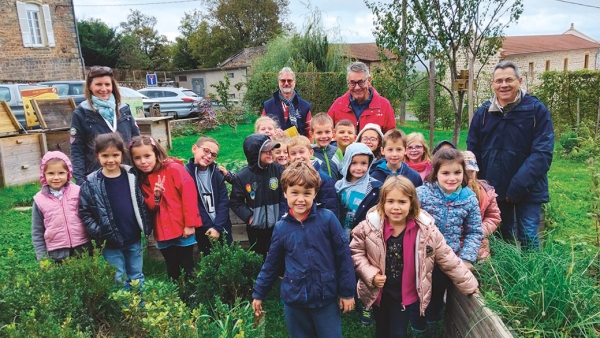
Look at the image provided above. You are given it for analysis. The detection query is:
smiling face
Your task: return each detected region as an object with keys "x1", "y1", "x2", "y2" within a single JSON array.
[
  {"x1": 257, "y1": 122, "x2": 276, "y2": 138},
  {"x1": 192, "y1": 141, "x2": 219, "y2": 170},
  {"x1": 384, "y1": 188, "x2": 411, "y2": 227},
  {"x1": 284, "y1": 184, "x2": 316, "y2": 220},
  {"x1": 436, "y1": 161, "x2": 464, "y2": 194},
  {"x1": 90, "y1": 75, "x2": 113, "y2": 100},
  {"x1": 492, "y1": 67, "x2": 522, "y2": 106},
  {"x1": 259, "y1": 149, "x2": 274, "y2": 167},
  {"x1": 273, "y1": 146, "x2": 289, "y2": 166},
  {"x1": 278, "y1": 71, "x2": 296, "y2": 99},
  {"x1": 360, "y1": 130, "x2": 381, "y2": 152},
  {"x1": 97, "y1": 146, "x2": 122, "y2": 176},
  {"x1": 347, "y1": 70, "x2": 370, "y2": 103},
  {"x1": 312, "y1": 123, "x2": 334, "y2": 148},
  {"x1": 406, "y1": 141, "x2": 425, "y2": 163},
  {"x1": 44, "y1": 161, "x2": 69, "y2": 190},
  {"x1": 382, "y1": 139, "x2": 406, "y2": 170},
  {"x1": 131, "y1": 144, "x2": 157, "y2": 173},
  {"x1": 288, "y1": 144, "x2": 313, "y2": 164},
  {"x1": 348, "y1": 154, "x2": 370, "y2": 182},
  {"x1": 335, "y1": 125, "x2": 356, "y2": 150}
]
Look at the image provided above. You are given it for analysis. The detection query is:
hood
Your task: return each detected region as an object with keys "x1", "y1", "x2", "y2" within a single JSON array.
[
  {"x1": 357, "y1": 123, "x2": 384, "y2": 141},
  {"x1": 340, "y1": 142, "x2": 373, "y2": 181},
  {"x1": 243, "y1": 134, "x2": 280, "y2": 170},
  {"x1": 39, "y1": 151, "x2": 73, "y2": 187}
]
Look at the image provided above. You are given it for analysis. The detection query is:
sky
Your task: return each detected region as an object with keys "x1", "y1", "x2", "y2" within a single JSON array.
[{"x1": 73, "y1": 0, "x2": 600, "y2": 45}]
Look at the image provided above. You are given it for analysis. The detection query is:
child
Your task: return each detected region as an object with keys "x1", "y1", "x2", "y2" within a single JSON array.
[
  {"x1": 252, "y1": 162, "x2": 355, "y2": 338},
  {"x1": 79, "y1": 133, "x2": 152, "y2": 289},
  {"x1": 463, "y1": 151, "x2": 501, "y2": 261},
  {"x1": 311, "y1": 112, "x2": 343, "y2": 180},
  {"x1": 32, "y1": 151, "x2": 92, "y2": 263},
  {"x1": 405, "y1": 132, "x2": 433, "y2": 181},
  {"x1": 351, "y1": 176, "x2": 479, "y2": 338},
  {"x1": 130, "y1": 135, "x2": 202, "y2": 281},
  {"x1": 255, "y1": 116, "x2": 285, "y2": 139},
  {"x1": 229, "y1": 133, "x2": 285, "y2": 260},
  {"x1": 333, "y1": 119, "x2": 357, "y2": 154},
  {"x1": 416, "y1": 148, "x2": 483, "y2": 329},
  {"x1": 431, "y1": 140, "x2": 456, "y2": 155},
  {"x1": 370, "y1": 129, "x2": 423, "y2": 188},
  {"x1": 287, "y1": 135, "x2": 339, "y2": 217},
  {"x1": 357, "y1": 123, "x2": 384, "y2": 160},
  {"x1": 272, "y1": 136, "x2": 289, "y2": 167},
  {"x1": 336, "y1": 142, "x2": 382, "y2": 238},
  {"x1": 185, "y1": 136, "x2": 233, "y2": 258}
]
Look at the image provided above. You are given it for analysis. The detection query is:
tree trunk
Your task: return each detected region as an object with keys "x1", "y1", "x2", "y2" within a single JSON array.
[{"x1": 453, "y1": 91, "x2": 465, "y2": 145}]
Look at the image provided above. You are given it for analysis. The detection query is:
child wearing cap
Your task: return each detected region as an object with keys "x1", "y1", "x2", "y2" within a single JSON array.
[
  {"x1": 230, "y1": 134, "x2": 285, "y2": 260},
  {"x1": 432, "y1": 140, "x2": 457, "y2": 155},
  {"x1": 357, "y1": 123, "x2": 384, "y2": 160},
  {"x1": 463, "y1": 151, "x2": 501, "y2": 261}
]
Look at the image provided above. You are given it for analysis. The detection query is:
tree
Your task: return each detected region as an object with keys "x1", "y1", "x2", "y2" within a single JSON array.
[
  {"x1": 77, "y1": 18, "x2": 120, "y2": 68},
  {"x1": 120, "y1": 10, "x2": 173, "y2": 70},
  {"x1": 367, "y1": 0, "x2": 523, "y2": 144}
]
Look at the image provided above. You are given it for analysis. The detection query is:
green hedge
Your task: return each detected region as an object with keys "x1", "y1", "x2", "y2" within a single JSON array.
[{"x1": 245, "y1": 72, "x2": 347, "y2": 114}]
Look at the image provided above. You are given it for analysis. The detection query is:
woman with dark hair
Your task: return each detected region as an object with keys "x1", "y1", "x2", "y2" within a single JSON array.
[{"x1": 70, "y1": 66, "x2": 140, "y2": 184}]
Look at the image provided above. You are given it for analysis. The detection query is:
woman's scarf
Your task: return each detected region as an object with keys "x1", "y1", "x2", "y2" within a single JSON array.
[{"x1": 92, "y1": 94, "x2": 117, "y2": 126}]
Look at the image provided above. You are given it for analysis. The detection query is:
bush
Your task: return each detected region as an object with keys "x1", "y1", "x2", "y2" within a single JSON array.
[{"x1": 557, "y1": 123, "x2": 600, "y2": 161}]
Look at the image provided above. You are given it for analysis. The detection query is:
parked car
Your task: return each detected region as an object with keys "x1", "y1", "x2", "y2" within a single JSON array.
[
  {"x1": 37, "y1": 81, "x2": 86, "y2": 106},
  {"x1": 0, "y1": 83, "x2": 50, "y2": 127},
  {"x1": 137, "y1": 87, "x2": 202, "y2": 118},
  {"x1": 119, "y1": 86, "x2": 152, "y2": 118}
]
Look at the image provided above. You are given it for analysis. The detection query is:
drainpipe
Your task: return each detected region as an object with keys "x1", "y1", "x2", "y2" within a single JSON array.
[{"x1": 70, "y1": 0, "x2": 86, "y2": 79}]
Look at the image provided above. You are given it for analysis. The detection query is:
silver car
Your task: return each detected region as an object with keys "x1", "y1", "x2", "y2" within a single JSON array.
[
  {"x1": 137, "y1": 87, "x2": 202, "y2": 118},
  {"x1": 0, "y1": 83, "x2": 49, "y2": 127}
]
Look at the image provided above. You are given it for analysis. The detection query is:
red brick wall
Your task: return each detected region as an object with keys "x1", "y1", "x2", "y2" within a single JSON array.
[{"x1": 0, "y1": 0, "x2": 84, "y2": 81}]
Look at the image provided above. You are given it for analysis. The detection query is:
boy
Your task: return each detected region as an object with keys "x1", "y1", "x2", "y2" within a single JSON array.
[
  {"x1": 230, "y1": 134, "x2": 285, "y2": 260},
  {"x1": 252, "y1": 162, "x2": 355, "y2": 338},
  {"x1": 370, "y1": 129, "x2": 423, "y2": 188},
  {"x1": 185, "y1": 136, "x2": 233, "y2": 257},
  {"x1": 335, "y1": 142, "x2": 382, "y2": 237},
  {"x1": 287, "y1": 135, "x2": 339, "y2": 217},
  {"x1": 333, "y1": 119, "x2": 357, "y2": 154},
  {"x1": 311, "y1": 113, "x2": 343, "y2": 180}
]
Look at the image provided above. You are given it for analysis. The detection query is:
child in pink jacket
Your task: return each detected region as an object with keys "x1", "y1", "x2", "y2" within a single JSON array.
[{"x1": 350, "y1": 176, "x2": 478, "y2": 338}]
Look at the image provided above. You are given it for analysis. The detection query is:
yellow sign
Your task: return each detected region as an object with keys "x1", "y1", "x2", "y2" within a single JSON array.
[
  {"x1": 21, "y1": 87, "x2": 59, "y2": 128},
  {"x1": 283, "y1": 126, "x2": 299, "y2": 138}
]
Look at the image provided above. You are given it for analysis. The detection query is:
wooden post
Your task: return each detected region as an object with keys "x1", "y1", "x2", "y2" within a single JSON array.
[
  {"x1": 429, "y1": 56, "x2": 435, "y2": 150},
  {"x1": 596, "y1": 97, "x2": 600, "y2": 138},
  {"x1": 577, "y1": 98, "x2": 580, "y2": 126}
]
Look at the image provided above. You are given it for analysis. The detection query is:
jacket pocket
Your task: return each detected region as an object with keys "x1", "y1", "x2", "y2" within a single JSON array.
[
  {"x1": 320, "y1": 271, "x2": 337, "y2": 300},
  {"x1": 281, "y1": 273, "x2": 308, "y2": 305}
]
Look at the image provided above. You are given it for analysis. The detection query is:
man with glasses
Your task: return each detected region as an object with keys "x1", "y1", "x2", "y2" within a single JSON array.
[
  {"x1": 328, "y1": 62, "x2": 396, "y2": 134},
  {"x1": 262, "y1": 67, "x2": 313, "y2": 137},
  {"x1": 467, "y1": 61, "x2": 555, "y2": 250}
]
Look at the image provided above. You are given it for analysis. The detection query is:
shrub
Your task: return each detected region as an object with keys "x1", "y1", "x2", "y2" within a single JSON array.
[{"x1": 557, "y1": 123, "x2": 600, "y2": 161}]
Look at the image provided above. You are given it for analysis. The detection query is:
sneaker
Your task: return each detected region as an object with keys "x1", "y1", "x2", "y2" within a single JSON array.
[{"x1": 360, "y1": 304, "x2": 373, "y2": 326}]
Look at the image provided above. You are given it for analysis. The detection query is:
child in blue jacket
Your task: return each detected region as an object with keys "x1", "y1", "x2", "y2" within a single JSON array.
[
  {"x1": 370, "y1": 129, "x2": 423, "y2": 188},
  {"x1": 252, "y1": 162, "x2": 355, "y2": 338}
]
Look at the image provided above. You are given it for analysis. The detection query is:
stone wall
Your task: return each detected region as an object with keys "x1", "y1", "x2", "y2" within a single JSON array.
[{"x1": 0, "y1": 0, "x2": 84, "y2": 81}]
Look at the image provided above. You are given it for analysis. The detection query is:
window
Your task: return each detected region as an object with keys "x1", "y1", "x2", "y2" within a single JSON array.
[
  {"x1": 227, "y1": 72, "x2": 234, "y2": 78},
  {"x1": 0, "y1": 87, "x2": 11, "y2": 102},
  {"x1": 545, "y1": 60, "x2": 550, "y2": 71},
  {"x1": 584, "y1": 54, "x2": 589, "y2": 69},
  {"x1": 16, "y1": 1, "x2": 55, "y2": 48},
  {"x1": 228, "y1": 93, "x2": 236, "y2": 99},
  {"x1": 163, "y1": 91, "x2": 178, "y2": 98},
  {"x1": 528, "y1": 62, "x2": 534, "y2": 78},
  {"x1": 564, "y1": 58, "x2": 569, "y2": 71},
  {"x1": 179, "y1": 76, "x2": 187, "y2": 82}
]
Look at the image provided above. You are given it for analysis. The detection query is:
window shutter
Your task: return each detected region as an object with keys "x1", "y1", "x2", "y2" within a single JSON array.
[
  {"x1": 42, "y1": 4, "x2": 55, "y2": 47},
  {"x1": 16, "y1": 1, "x2": 33, "y2": 47}
]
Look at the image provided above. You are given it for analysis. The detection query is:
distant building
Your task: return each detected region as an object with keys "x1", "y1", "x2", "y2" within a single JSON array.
[
  {"x1": 342, "y1": 43, "x2": 396, "y2": 70},
  {"x1": 0, "y1": 0, "x2": 84, "y2": 81}
]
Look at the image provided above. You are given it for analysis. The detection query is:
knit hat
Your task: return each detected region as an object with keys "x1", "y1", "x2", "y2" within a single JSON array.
[
  {"x1": 462, "y1": 150, "x2": 479, "y2": 171},
  {"x1": 432, "y1": 140, "x2": 457, "y2": 155},
  {"x1": 357, "y1": 123, "x2": 384, "y2": 142}
]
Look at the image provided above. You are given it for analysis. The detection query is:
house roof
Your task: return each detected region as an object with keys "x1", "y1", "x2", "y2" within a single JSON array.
[
  {"x1": 342, "y1": 43, "x2": 396, "y2": 62},
  {"x1": 218, "y1": 46, "x2": 266, "y2": 68},
  {"x1": 500, "y1": 34, "x2": 600, "y2": 57}
]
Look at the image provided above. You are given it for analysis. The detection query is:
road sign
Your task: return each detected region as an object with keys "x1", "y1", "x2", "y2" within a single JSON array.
[{"x1": 146, "y1": 74, "x2": 158, "y2": 86}]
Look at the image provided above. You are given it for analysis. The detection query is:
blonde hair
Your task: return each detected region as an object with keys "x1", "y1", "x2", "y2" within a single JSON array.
[
  {"x1": 466, "y1": 170, "x2": 482, "y2": 202},
  {"x1": 286, "y1": 135, "x2": 312, "y2": 150},
  {"x1": 254, "y1": 116, "x2": 279, "y2": 132},
  {"x1": 195, "y1": 136, "x2": 219, "y2": 148},
  {"x1": 406, "y1": 132, "x2": 431, "y2": 162},
  {"x1": 310, "y1": 112, "x2": 334, "y2": 131},
  {"x1": 376, "y1": 176, "x2": 420, "y2": 220}
]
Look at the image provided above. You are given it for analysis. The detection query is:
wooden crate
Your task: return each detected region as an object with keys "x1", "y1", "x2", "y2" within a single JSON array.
[
  {"x1": 0, "y1": 101, "x2": 24, "y2": 136},
  {"x1": 0, "y1": 133, "x2": 47, "y2": 187},
  {"x1": 136, "y1": 117, "x2": 173, "y2": 150},
  {"x1": 31, "y1": 98, "x2": 75, "y2": 158},
  {"x1": 45, "y1": 130, "x2": 71, "y2": 157}
]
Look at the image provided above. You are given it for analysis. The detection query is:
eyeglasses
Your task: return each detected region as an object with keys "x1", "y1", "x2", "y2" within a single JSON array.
[
  {"x1": 407, "y1": 145, "x2": 424, "y2": 151},
  {"x1": 361, "y1": 137, "x2": 379, "y2": 143},
  {"x1": 201, "y1": 147, "x2": 218, "y2": 159},
  {"x1": 279, "y1": 79, "x2": 294, "y2": 84},
  {"x1": 347, "y1": 79, "x2": 367, "y2": 88},
  {"x1": 88, "y1": 66, "x2": 113, "y2": 78},
  {"x1": 492, "y1": 77, "x2": 516, "y2": 85}
]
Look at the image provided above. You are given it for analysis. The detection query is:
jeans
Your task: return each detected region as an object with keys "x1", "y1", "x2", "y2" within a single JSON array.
[
  {"x1": 283, "y1": 301, "x2": 342, "y2": 338},
  {"x1": 102, "y1": 240, "x2": 144, "y2": 290},
  {"x1": 424, "y1": 265, "x2": 451, "y2": 323},
  {"x1": 374, "y1": 293, "x2": 424, "y2": 338},
  {"x1": 497, "y1": 201, "x2": 542, "y2": 249}
]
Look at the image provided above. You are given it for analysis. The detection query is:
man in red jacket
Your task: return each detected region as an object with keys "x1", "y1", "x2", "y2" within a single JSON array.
[{"x1": 328, "y1": 62, "x2": 396, "y2": 134}]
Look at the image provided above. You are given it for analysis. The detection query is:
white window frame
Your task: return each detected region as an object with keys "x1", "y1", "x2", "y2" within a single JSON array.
[{"x1": 16, "y1": 1, "x2": 55, "y2": 48}]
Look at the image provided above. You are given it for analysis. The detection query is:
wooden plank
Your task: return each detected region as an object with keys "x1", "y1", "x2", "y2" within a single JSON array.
[
  {"x1": 31, "y1": 98, "x2": 75, "y2": 130},
  {"x1": 0, "y1": 134, "x2": 45, "y2": 187},
  {"x1": 0, "y1": 101, "x2": 22, "y2": 134},
  {"x1": 45, "y1": 131, "x2": 70, "y2": 156}
]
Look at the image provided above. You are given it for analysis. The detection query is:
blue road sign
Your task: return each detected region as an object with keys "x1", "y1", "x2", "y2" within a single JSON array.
[{"x1": 146, "y1": 74, "x2": 158, "y2": 86}]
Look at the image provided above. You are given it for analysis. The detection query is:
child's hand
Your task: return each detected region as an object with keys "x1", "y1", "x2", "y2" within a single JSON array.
[
  {"x1": 462, "y1": 259, "x2": 474, "y2": 270},
  {"x1": 154, "y1": 175, "x2": 165, "y2": 198},
  {"x1": 218, "y1": 166, "x2": 228, "y2": 176},
  {"x1": 206, "y1": 228, "x2": 221, "y2": 240},
  {"x1": 252, "y1": 299, "x2": 263, "y2": 316},
  {"x1": 183, "y1": 226, "x2": 195, "y2": 238},
  {"x1": 373, "y1": 274, "x2": 387, "y2": 288},
  {"x1": 274, "y1": 128, "x2": 286, "y2": 139},
  {"x1": 339, "y1": 297, "x2": 355, "y2": 313}
]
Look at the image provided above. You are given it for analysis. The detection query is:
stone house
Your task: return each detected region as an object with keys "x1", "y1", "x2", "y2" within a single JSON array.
[{"x1": 0, "y1": 0, "x2": 84, "y2": 82}]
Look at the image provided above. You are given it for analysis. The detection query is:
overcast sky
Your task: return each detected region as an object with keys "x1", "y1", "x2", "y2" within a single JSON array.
[{"x1": 73, "y1": 0, "x2": 600, "y2": 45}]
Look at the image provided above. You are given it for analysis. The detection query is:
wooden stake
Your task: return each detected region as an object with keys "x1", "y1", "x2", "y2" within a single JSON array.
[{"x1": 429, "y1": 56, "x2": 435, "y2": 150}]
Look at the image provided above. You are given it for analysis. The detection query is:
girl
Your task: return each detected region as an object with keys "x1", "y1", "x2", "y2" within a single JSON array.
[
  {"x1": 32, "y1": 151, "x2": 92, "y2": 264},
  {"x1": 463, "y1": 151, "x2": 501, "y2": 261},
  {"x1": 79, "y1": 133, "x2": 152, "y2": 289},
  {"x1": 254, "y1": 116, "x2": 285, "y2": 139},
  {"x1": 404, "y1": 133, "x2": 432, "y2": 181},
  {"x1": 357, "y1": 123, "x2": 384, "y2": 160},
  {"x1": 185, "y1": 136, "x2": 233, "y2": 258},
  {"x1": 130, "y1": 135, "x2": 202, "y2": 281},
  {"x1": 351, "y1": 176, "x2": 478, "y2": 338},
  {"x1": 416, "y1": 148, "x2": 483, "y2": 330}
]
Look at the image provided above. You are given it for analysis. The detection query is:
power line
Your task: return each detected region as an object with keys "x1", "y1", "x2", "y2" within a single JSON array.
[
  {"x1": 554, "y1": 0, "x2": 600, "y2": 9},
  {"x1": 76, "y1": 0, "x2": 201, "y2": 7}
]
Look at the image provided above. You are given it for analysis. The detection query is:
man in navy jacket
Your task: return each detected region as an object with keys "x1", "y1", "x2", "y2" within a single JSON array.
[{"x1": 467, "y1": 61, "x2": 554, "y2": 250}]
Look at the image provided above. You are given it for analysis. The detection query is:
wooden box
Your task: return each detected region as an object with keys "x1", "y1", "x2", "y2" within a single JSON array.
[
  {"x1": 31, "y1": 98, "x2": 76, "y2": 157},
  {"x1": 136, "y1": 117, "x2": 173, "y2": 150},
  {"x1": 0, "y1": 133, "x2": 47, "y2": 187},
  {"x1": 0, "y1": 101, "x2": 23, "y2": 136}
]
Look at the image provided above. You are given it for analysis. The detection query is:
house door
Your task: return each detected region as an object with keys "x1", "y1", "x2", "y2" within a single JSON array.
[{"x1": 191, "y1": 78, "x2": 205, "y2": 97}]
